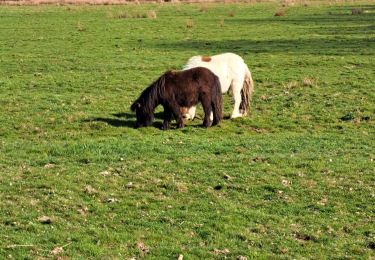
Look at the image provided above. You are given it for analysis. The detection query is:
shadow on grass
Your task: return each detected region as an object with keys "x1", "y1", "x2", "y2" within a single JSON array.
[
  {"x1": 156, "y1": 37, "x2": 374, "y2": 56},
  {"x1": 84, "y1": 117, "x2": 136, "y2": 128},
  {"x1": 154, "y1": 12, "x2": 374, "y2": 56},
  {"x1": 85, "y1": 111, "x2": 226, "y2": 130},
  {"x1": 112, "y1": 111, "x2": 165, "y2": 120},
  {"x1": 83, "y1": 111, "x2": 166, "y2": 129}
]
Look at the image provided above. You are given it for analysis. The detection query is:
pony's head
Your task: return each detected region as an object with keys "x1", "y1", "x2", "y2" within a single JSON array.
[
  {"x1": 130, "y1": 100, "x2": 154, "y2": 128},
  {"x1": 131, "y1": 74, "x2": 166, "y2": 128}
]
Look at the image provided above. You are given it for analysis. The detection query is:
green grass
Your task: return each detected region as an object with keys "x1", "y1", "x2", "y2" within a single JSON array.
[{"x1": 0, "y1": 2, "x2": 374, "y2": 258}]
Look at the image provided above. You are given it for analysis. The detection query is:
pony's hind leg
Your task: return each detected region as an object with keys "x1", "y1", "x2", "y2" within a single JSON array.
[
  {"x1": 230, "y1": 79, "x2": 244, "y2": 118},
  {"x1": 211, "y1": 104, "x2": 219, "y2": 126},
  {"x1": 201, "y1": 100, "x2": 212, "y2": 128}
]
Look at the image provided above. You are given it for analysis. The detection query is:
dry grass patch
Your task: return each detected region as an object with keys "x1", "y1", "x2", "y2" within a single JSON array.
[
  {"x1": 136, "y1": 12, "x2": 148, "y2": 18},
  {"x1": 106, "y1": 11, "x2": 114, "y2": 18},
  {"x1": 302, "y1": 77, "x2": 315, "y2": 87},
  {"x1": 147, "y1": 10, "x2": 157, "y2": 19},
  {"x1": 284, "y1": 80, "x2": 298, "y2": 89},
  {"x1": 281, "y1": 0, "x2": 295, "y2": 7},
  {"x1": 115, "y1": 11, "x2": 130, "y2": 18},
  {"x1": 284, "y1": 77, "x2": 317, "y2": 89},
  {"x1": 66, "y1": 5, "x2": 82, "y2": 11},
  {"x1": 173, "y1": 5, "x2": 181, "y2": 12},
  {"x1": 351, "y1": 8, "x2": 363, "y2": 15},
  {"x1": 219, "y1": 19, "x2": 225, "y2": 27},
  {"x1": 186, "y1": 18, "x2": 194, "y2": 28},
  {"x1": 111, "y1": 10, "x2": 156, "y2": 19},
  {"x1": 76, "y1": 21, "x2": 86, "y2": 31},
  {"x1": 199, "y1": 4, "x2": 209, "y2": 12},
  {"x1": 274, "y1": 9, "x2": 286, "y2": 16},
  {"x1": 176, "y1": 182, "x2": 188, "y2": 193}
]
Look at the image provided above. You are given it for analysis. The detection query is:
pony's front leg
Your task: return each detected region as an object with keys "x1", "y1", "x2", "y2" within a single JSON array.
[
  {"x1": 231, "y1": 80, "x2": 244, "y2": 118},
  {"x1": 175, "y1": 112, "x2": 184, "y2": 129},
  {"x1": 162, "y1": 106, "x2": 172, "y2": 130},
  {"x1": 171, "y1": 105, "x2": 184, "y2": 128}
]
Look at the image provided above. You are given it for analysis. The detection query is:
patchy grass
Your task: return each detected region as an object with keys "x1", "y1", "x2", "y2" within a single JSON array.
[
  {"x1": 186, "y1": 17, "x2": 194, "y2": 28},
  {"x1": 351, "y1": 7, "x2": 364, "y2": 15},
  {"x1": 274, "y1": 9, "x2": 286, "y2": 16},
  {"x1": 111, "y1": 10, "x2": 157, "y2": 19},
  {"x1": 0, "y1": 2, "x2": 374, "y2": 259},
  {"x1": 147, "y1": 10, "x2": 157, "y2": 18}
]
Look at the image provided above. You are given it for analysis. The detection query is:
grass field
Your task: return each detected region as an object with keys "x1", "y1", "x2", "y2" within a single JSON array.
[{"x1": 0, "y1": 1, "x2": 374, "y2": 258}]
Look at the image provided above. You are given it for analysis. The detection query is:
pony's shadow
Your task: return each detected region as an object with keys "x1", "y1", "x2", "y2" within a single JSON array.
[
  {"x1": 84, "y1": 116, "x2": 135, "y2": 128},
  {"x1": 112, "y1": 112, "x2": 164, "y2": 120},
  {"x1": 83, "y1": 112, "x2": 165, "y2": 129}
]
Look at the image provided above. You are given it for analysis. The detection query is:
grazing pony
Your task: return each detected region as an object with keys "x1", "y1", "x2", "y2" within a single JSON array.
[
  {"x1": 183, "y1": 52, "x2": 254, "y2": 119},
  {"x1": 131, "y1": 67, "x2": 222, "y2": 130}
]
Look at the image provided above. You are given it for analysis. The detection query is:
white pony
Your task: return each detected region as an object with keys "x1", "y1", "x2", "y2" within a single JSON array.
[{"x1": 183, "y1": 53, "x2": 254, "y2": 119}]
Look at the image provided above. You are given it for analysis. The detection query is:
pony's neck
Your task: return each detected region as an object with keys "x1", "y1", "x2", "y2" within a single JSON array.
[{"x1": 141, "y1": 83, "x2": 160, "y2": 113}]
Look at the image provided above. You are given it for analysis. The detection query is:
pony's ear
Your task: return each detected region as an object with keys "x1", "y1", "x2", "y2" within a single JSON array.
[{"x1": 130, "y1": 101, "x2": 141, "y2": 111}]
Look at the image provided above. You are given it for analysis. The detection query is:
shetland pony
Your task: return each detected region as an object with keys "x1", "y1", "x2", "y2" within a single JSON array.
[
  {"x1": 131, "y1": 67, "x2": 222, "y2": 130},
  {"x1": 183, "y1": 52, "x2": 254, "y2": 119}
]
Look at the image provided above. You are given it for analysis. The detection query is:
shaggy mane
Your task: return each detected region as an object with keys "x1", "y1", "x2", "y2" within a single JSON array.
[{"x1": 136, "y1": 74, "x2": 166, "y2": 113}]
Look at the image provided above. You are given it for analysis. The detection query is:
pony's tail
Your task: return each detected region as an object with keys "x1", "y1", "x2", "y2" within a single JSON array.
[
  {"x1": 239, "y1": 65, "x2": 254, "y2": 116},
  {"x1": 212, "y1": 75, "x2": 223, "y2": 126}
]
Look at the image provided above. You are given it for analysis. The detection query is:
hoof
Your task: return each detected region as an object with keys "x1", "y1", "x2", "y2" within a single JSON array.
[
  {"x1": 230, "y1": 113, "x2": 244, "y2": 119},
  {"x1": 183, "y1": 113, "x2": 195, "y2": 120},
  {"x1": 239, "y1": 109, "x2": 248, "y2": 117}
]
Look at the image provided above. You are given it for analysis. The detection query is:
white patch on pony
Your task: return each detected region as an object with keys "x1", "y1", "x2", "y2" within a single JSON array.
[
  {"x1": 185, "y1": 106, "x2": 196, "y2": 120},
  {"x1": 183, "y1": 53, "x2": 254, "y2": 119},
  {"x1": 181, "y1": 107, "x2": 194, "y2": 120}
]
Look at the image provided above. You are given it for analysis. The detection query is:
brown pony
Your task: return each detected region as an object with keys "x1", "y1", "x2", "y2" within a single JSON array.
[{"x1": 131, "y1": 67, "x2": 222, "y2": 130}]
